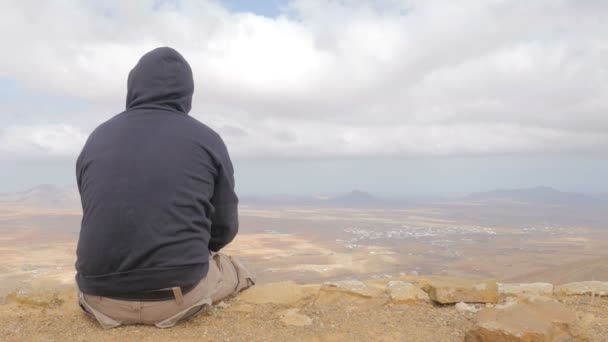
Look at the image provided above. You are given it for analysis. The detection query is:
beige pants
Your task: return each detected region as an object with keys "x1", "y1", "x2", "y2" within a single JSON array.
[{"x1": 78, "y1": 253, "x2": 255, "y2": 329}]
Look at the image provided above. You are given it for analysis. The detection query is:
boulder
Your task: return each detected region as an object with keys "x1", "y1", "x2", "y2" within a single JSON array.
[
  {"x1": 419, "y1": 277, "x2": 499, "y2": 304},
  {"x1": 239, "y1": 281, "x2": 305, "y2": 305},
  {"x1": 280, "y1": 308, "x2": 313, "y2": 327},
  {"x1": 554, "y1": 281, "x2": 608, "y2": 297},
  {"x1": 498, "y1": 283, "x2": 553, "y2": 298},
  {"x1": 465, "y1": 301, "x2": 588, "y2": 342},
  {"x1": 386, "y1": 281, "x2": 429, "y2": 304}
]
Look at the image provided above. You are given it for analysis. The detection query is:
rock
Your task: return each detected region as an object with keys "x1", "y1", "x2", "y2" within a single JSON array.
[
  {"x1": 455, "y1": 302, "x2": 481, "y2": 313},
  {"x1": 239, "y1": 281, "x2": 305, "y2": 305},
  {"x1": 386, "y1": 281, "x2": 429, "y2": 304},
  {"x1": 498, "y1": 283, "x2": 553, "y2": 297},
  {"x1": 420, "y1": 277, "x2": 499, "y2": 304},
  {"x1": 280, "y1": 308, "x2": 313, "y2": 327},
  {"x1": 315, "y1": 280, "x2": 386, "y2": 308},
  {"x1": 517, "y1": 294, "x2": 555, "y2": 304},
  {"x1": 555, "y1": 281, "x2": 608, "y2": 297},
  {"x1": 322, "y1": 280, "x2": 385, "y2": 298},
  {"x1": 495, "y1": 297, "x2": 518, "y2": 310},
  {"x1": 465, "y1": 301, "x2": 588, "y2": 342},
  {"x1": 363, "y1": 278, "x2": 392, "y2": 290}
]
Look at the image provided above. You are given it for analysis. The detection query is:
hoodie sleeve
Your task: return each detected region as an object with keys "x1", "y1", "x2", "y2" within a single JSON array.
[
  {"x1": 208, "y1": 139, "x2": 239, "y2": 252},
  {"x1": 75, "y1": 129, "x2": 95, "y2": 199}
]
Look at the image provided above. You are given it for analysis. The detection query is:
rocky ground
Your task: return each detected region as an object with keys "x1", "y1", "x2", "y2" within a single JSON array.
[{"x1": 1, "y1": 276, "x2": 607, "y2": 342}]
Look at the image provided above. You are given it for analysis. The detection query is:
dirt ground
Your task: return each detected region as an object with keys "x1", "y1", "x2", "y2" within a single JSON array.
[{"x1": 1, "y1": 285, "x2": 607, "y2": 342}]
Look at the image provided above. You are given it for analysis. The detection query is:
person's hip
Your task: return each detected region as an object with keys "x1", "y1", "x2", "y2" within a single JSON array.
[{"x1": 77, "y1": 253, "x2": 256, "y2": 329}]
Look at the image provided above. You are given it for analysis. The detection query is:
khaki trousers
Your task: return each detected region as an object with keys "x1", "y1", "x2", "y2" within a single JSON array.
[{"x1": 78, "y1": 253, "x2": 255, "y2": 329}]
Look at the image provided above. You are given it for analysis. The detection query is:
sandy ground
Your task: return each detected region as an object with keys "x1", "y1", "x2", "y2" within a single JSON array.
[
  {"x1": 0, "y1": 288, "x2": 468, "y2": 341},
  {"x1": 1, "y1": 284, "x2": 607, "y2": 342}
]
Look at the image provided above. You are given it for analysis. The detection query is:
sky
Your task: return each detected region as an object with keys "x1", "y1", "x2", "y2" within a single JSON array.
[{"x1": 0, "y1": 0, "x2": 607, "y2": 196}]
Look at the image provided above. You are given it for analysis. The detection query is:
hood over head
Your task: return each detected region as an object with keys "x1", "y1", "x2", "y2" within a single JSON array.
[{"x1": 126, "y1": 47, "x2": 194, "y2": 114}]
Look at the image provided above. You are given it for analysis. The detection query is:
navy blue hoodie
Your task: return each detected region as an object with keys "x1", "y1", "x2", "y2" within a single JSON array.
[{"x1": 75, "y1": 47, "x2": 238, "y2": 296}]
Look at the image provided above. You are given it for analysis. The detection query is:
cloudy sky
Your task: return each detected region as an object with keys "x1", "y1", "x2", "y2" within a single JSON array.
[{"x1": 1, "y1": 0, "x2": 607, "y2": 196}]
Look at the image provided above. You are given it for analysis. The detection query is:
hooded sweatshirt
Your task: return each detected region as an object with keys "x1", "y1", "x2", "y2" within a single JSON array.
[{"x1": 75, "y1": 47, "x2": 238, "y2": 296}]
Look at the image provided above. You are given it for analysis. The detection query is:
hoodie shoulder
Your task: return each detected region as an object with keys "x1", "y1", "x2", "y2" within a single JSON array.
[{"x1": 184, "y1": 115, "x2": 226, "y2": 147}]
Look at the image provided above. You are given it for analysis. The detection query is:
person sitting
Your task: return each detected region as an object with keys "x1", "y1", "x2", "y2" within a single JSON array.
[{"x1": 74, "y1": 47, "x2": 255, "y2": 329}]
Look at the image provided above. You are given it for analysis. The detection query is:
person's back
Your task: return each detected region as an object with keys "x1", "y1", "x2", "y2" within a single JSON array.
[{"x1": 75, "y1": 47, "x2": 255, "y2": 329}]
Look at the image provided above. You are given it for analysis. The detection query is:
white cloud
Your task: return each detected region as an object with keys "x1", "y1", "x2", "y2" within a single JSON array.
[
  {"x1": 0, "y1": 0, "x2": 607, "y2": 159},
  {"x1": 0, "y1": 124, "x2": 87, "y2": 157}
]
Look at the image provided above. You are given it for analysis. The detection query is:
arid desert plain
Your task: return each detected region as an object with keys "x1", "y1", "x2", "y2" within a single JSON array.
[{"x1": 1, "y1": 185, "x2": 607, "y2": 298}]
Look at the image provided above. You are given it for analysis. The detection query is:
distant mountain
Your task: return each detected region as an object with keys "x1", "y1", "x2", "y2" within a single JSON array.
[
  {"x1": 241, "y1": 190, "x2": 386, "y2": 207},
  {"x1": 466, "y1": 186, "x2": 599, "y2": 206},
  {"x1": 324, "y1": 190, "x2": 375, "y2": 204},
  {"x1": 590, "y1": 193, "x2": 608, "y2": 202},
  {"x1": 1, "y1": 186, "x2": 380, "y2": 209},
  {"x1": 0, "y1": 184, "x2": 79, "y2": 208}
]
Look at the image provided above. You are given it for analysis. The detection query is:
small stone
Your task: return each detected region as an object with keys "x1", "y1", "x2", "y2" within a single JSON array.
[
  {"x1": 216, "y1": 301, "x2": 230, "y2": 309},
  {"x1": 554, "y1": 281, "x2": 608, "y2": 297},
  {"x1": 280, "y1": 308, "x2": 313, "y2": 327},
  {"x1": 455, "y1": 302, "x2": 480, "y2": 313}
]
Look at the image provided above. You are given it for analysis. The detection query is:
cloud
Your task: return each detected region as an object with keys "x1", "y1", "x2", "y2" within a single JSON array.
[
  {"x1": 0, "y1": 124, "x2": 87, "y2": 158},
  {"x1": 0, "y1": 0, "x2": 607, "y2": 159}
]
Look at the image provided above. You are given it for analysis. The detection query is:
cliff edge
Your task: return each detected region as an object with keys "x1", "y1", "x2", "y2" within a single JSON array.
[{"x1": 1, "y1": 276, "x2": 607, "y2": 341}]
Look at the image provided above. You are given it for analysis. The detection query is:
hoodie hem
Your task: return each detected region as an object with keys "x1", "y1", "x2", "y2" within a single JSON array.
[{"x1": 76, "y1": 263, "x2": 209, "y2": 297}]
